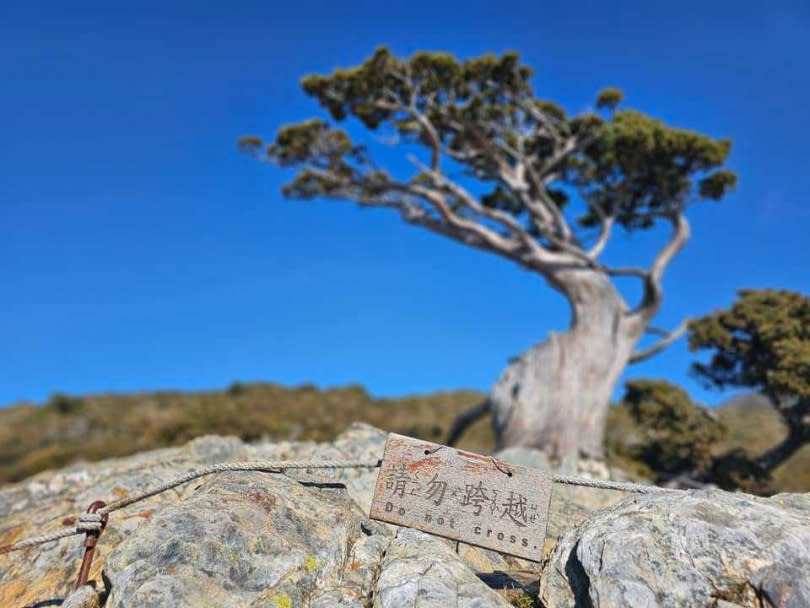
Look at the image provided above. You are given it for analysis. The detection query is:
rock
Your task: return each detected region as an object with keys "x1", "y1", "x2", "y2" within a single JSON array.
[
  {"x1": 496, "y1": 446, "x2": 641, "y2": 556},
  {"x1": 769, "y1": 492, "x2": 810, "y2": 515},
  {"x1": 372, "y1": 528, "x2": 510, "y2": 608},
  {"x1": 456, "y1": 542, "x2": 536, "y2": 572},
  {"x1": 540, "y1": 489, "x2": 810, "y2": 608},
  {"x1": 0, "y1": 424, "x2": 386, "y2": 607},
  {"x1": 61, "y1": 584, "x2": 103, "y2": 608},
  {"x1": 2, "y1": 425, "x2": 808, "y2": 608},
  {"x1": 103, "y1": 471, "x2": 380, "y2": 607}
]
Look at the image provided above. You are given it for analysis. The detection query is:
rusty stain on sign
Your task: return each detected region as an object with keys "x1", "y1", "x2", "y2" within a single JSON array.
[{"x1": 370, "y1": 433, "x2": 552, "y2": 561}]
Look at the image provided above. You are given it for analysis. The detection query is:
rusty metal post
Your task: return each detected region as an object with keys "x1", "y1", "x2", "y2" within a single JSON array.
[{"x1": 75, "y1": 500, "x2": 108, "y2": 589}]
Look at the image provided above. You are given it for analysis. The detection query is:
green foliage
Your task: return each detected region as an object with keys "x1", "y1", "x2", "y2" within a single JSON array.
[
  {"x1": 47, "y1": 393, "x2": 84, "y2": 415},
  {"x1": 688, "y1": 288, "x2": 810, "y2": 479},
  {"x1": 689, "y1": 289, "x2": 810, "y2": 401},
  {"x1": 595, "y1": 87, "x2": 624, "y2": 111},
  {"x1": 227, "y1": 381, "x2": 247, "y2": 396},
  {"x1": 613, "y1": 377, "x2": 810, "y2": 493},
  {"x1": 241, "y1": 47, "x2": 735, "y2": 238},
  {"x1": 708, "y1": 448, "x2": 773, "y2": 494},
  {"x1": 300, "y1": 47, "x2": 532, "y2": 129},
  {"x1": 621, "y1": 380, "x2": 725, "y2": 478},
  {"x1": 575, "y1": 110, "x2": 734, "y2": 228}
]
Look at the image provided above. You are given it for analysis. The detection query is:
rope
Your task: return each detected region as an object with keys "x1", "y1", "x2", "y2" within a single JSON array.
[
  {"x1": 0, "y1": 457, "x2": 676, "y2": 556},
  {"x1": 0, "y1": 460, "x2": 381, "y2": 555},
  {"x1": 550, "y1": 473, "x2": 675, "y2": 494},
  {"x1": 77, "y1": 513, "x2": 104, "y2": 532},
  {"x1": 96, "y1": 459, "x2": 382, "y2": 515},
  {"x1": 0, "y1": 527, "x2": 82, "y2": 555}
]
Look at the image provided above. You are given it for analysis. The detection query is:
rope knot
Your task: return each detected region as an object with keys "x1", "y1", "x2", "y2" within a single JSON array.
[{"x1": 76, "y1": 513, "x2": 104, "y2": 533}]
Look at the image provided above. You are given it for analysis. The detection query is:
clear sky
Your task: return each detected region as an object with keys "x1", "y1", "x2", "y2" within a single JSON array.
[{"x1": 1, "y1": 0, "x2": 808, "y2": 407}]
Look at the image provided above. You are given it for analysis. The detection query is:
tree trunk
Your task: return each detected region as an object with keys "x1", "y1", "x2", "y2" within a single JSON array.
[
  {"x1": 755, "y1": 422, "x2": 809, "y2": 473},
  {"x1": 490, "y1": 270, "x2": 644, "y2": 463}
]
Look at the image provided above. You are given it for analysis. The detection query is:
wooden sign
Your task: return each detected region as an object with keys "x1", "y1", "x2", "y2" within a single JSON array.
[{"x1": 370, "y1": 433, "x2": 552, "y2": 561}]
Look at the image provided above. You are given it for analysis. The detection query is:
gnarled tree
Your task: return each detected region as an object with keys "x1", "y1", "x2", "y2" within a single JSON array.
[
  {"x1": 241, "y1": 48, "x2": 736, "y2": 462},
  {"x1": 690, "y1": 288, "x2": 810, "y2": 473}
]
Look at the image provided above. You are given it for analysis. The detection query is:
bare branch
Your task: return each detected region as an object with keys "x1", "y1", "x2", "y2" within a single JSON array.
[
  {"x1": 303, "y1": 165, "x2": 539, "y2": 267},
  {"x1": 604, "y1": 266, "x2": 648, "y2": 279},
  {"x1": 515, "y1": 97, "x2": 564, "y2": 144},
  {"x1": 628, "y1": 317, "x2": 690, "y2": 364},
  {"x1": 407, "y1": 184, "x2": 519, "y2": 252},
  {"x1": 402, "y1": 95, "x2": 587, "y2": 251},
  {"x1": 445, "y1": 399, "x2": 491, "y2": 446},
  {"x1": 645, "y1": 325, "x2": 674, "y2": 338},
  {"x1": 651, "y1": 213, "x2": 691, "y2": 283},
  {"x1": 375, "y1": 99, "x2": 442, "y2": 171},
  {"x1": 586, "y1": 202, "x2": 614, "y2": 259},
  {"x1": 533, "y1": 188, "x2": 573, "y2": 243},
  {"x1": 634, "y1": 212, "x2": 691, "y2": 319},
  {"x1": 405, "y1": 157, "x2": 573, "y2": 269}
]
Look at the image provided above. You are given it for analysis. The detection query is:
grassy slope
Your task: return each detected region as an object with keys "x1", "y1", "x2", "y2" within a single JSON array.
[
  {"x1": 714, "y1": 393, "x2": 810, "y2": 493},
  {"x1": 0, "y1": 383, "x2": 493, "y2": 484},
  {"x1": 1, "y1": 383, "x2": 807, "y2": 492}
]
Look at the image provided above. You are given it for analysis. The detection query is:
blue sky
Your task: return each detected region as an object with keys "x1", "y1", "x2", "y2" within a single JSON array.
[{"x1": 1, "y1": 0, "x2": 808, "y2": 407}]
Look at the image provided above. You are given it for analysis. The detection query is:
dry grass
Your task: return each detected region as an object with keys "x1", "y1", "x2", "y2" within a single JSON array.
[
  {"x1": 715, "y1": 397, "x2": 810, "y2": 493},
  {"x1": 1, "y1": 383, "x2": 807, "y2": 492},
  {"x1": 0, "y1": 383, "x2": 493, "y2": 484}
]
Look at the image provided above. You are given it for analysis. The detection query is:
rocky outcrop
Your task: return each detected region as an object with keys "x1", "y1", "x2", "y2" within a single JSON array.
[
  {"x1": 540, "y1": 490, "x2": 810, "y2": 608},
  {"x1": 496, "y1": 446, "x2": 638, "y2": 555},
  {"x1": 0, "y1": 424, "x2": 387, "y2": 607},
  {"x1": 1, "y1": 424, "x2": 808, "y2": 607},
  {"x1": 104, "y1": 472, "x2": 370, "y2": 607},
  {"x1": 374, "y1": 528, "x2": 510, "y2": 607}
]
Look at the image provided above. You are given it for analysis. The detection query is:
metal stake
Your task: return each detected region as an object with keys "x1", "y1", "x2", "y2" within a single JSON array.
[{"x1": 75, "y1": 501, "x2": 108, "y2": 589}]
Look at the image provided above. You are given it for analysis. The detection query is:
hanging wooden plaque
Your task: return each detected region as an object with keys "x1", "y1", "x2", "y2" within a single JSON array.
[{"x1": 370, "y1": 433, "x2": 552, "y2": 561}]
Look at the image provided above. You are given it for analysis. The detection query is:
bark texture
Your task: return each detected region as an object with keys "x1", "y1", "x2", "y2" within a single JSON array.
[{"x1": 490, "y1": 271, "x2": 643, "y2": 461}]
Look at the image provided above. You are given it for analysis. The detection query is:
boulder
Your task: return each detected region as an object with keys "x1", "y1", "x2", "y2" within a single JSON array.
[
  {"x1": 103, "y1": 471, "x2": 380, "y2": 607},
  {"x1": 0, "y1": 424, "x2": 386, "y2": 607},
  {"x1": 372, "y1": 528, "x2": 510, "y2": 608},
  {"x1": 61, "y1": 584, "x2": 103, "y2": 608},
  {"x1": 496, "y1": 446, "x2": 644, "y2": 555},
  {"x1": 540, "y1": 490, "x2": 810, "y2": 608}
]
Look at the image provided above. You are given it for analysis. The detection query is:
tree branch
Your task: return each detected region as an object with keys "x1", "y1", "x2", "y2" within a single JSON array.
[
  {"x1": 377, "y1": 92, "x2": 574, "y2": 251},
  {"x1": 634, "y1": 212, "x2": 691, "y2": 319},
  {"x1": 300, "y1": 167, "x2": 558, "y2": 270},
  {"x1": 651, "y1": 213, "x2": 691, "y2": 283},
  {"x1": 586, "y1": 202, "x2": 614, "y2": 259},
  {"x1": 406, "y1": 158, "x2": 554, "y2": 265},
  {"x1": 375, "y1": 99, "x2": 442, "y2": 171},
  {"x1": 628, "y1": 317, "x2": 690, "y2": 364},
  {"x1": 445, "y1": 399, "x2": 491, "y2": 446},
  {"x1": 430, "y1": 105, "x2": 578, "y2": 247}
]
